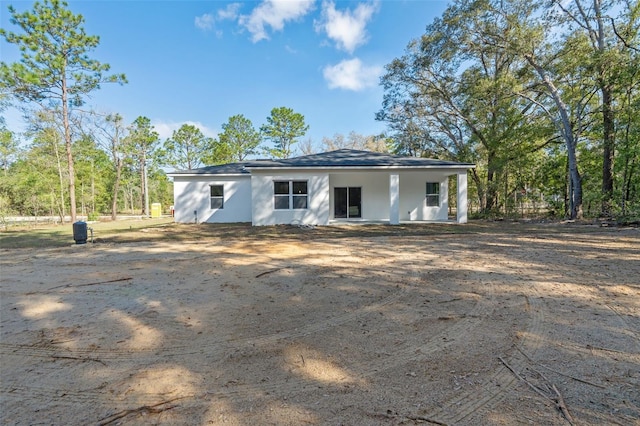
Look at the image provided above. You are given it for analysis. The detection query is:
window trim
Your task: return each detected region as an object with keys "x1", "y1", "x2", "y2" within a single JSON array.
[
  {"x1": 210, "y1": 184, "x2": 224, "y2": 209},
  {"x1": 273, "y1": 180, "x2": 308, "y2": 210},
  {"x1": 426, "y1": 182, "x2": 440, "y2": 207}
]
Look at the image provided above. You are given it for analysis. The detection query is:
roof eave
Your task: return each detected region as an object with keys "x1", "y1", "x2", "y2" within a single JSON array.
[
  {"x1": 167, "y1": 173, "x2": 249, "y2": 177},
  {"x1": 245, "y1": 164, "x2": 475, "y2": 171}
]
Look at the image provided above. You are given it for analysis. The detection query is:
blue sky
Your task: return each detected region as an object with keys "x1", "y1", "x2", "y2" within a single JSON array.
[{"x1": 1, "y1": 0, "x2": 449, "y2": 152}]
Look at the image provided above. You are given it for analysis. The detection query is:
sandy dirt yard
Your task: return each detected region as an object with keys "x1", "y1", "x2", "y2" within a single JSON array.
[{"x1": 1, "y1": 222, "x2": 639, "y2": 425}]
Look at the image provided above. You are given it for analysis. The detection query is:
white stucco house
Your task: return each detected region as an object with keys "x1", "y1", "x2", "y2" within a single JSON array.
[{"x1": 167, "y1": 149, "x2": 475, "y2": 226}]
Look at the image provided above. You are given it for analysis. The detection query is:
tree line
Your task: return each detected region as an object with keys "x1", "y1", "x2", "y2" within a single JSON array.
[
  {"x1": 0, "y1": 0, "x2": 315, "y2": 222},
  {"x1": 377, "y1": 0, "x2": 639, "y2": 220},
  {"x1": 2, "y1": 0, "x2": 638, "y2": 223}
]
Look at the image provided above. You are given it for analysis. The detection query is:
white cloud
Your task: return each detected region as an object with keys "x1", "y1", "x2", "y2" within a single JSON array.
[
  {"x1": 153, "y1": 120, "x2": 218, "y2": 140},
  {"x1": 218, "y1": 3, "x2": 242, "y2": 21},
  {"x1": 323, "y1": 58, "x2": 382, "y2": 91},
  {"x1": 316, "y1": 0, "x2": 379, "y2": 54},
  {"x1": 195, "y1": 13, "x2": 215, "y2": 31},
  {"x1": 195, "y1": 4, "x2": 241, "y2": 35},
  {"x1": 239, "y1": 0, "x2": 315, "y2": 42}
]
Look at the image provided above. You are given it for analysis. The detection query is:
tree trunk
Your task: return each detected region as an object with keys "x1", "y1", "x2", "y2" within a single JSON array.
[
  {"x1": 564, "y1": 157, "x2": 570, "y2": 217},
  {"x1": 567, "y1": 141, "x2": 583, "y2": 219},
  {"x1": 62, "y1": 72, "x2": 77, "y2": 223},
  {"x1": 470, "y1": 168, "x2": 485, "y2": 212},
  {"x1": 595, "y1": 0, "x2": 615, "y2": 216},
  {"x1": 139, "y1": 158, "x2": 144, "y2": 215},
  {"x1": 601, "y1": 84, "x2": 615, "y2": 216},
  {"x1": 139, "y1": 152, "x2": 149, "y2": 216},
  {"x1": 143, "y1": 156, "x2": 149, "y2": 217},
  {"x1": 51, "y1": 129, "x2": 66, "y2": 222},
  {"x1": 111, "y1": 157, "x2": 122, "y2": 220},
  {"x1": 485, "y1": 151, "x2": 498, "y2": 213},
  {"x1": 525, "y1": 53, "x2": 583, "y2": 219},
  {"x1": 625, "y1": 159, "x2": 636, "y2": 209}
]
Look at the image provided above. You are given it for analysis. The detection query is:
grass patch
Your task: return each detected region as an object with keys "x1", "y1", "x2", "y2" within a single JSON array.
[
  {"x1": 1, "y1": 219, "x2": 481, "y2": 248},
  {"x1": 0, "y1": 218, "x2": 628, "y2": 249},
  {"x1": 0, "y1": 218, "x2": 174, "y2": 249}
]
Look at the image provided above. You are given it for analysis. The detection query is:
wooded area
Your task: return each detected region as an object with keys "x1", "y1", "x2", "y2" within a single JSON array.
[
  {"x1": 1, "y1": 0, "x2": 638, "y2": 222},
  {"x1": 378, "y1": 0, "x2": 639, "y2": 220}
]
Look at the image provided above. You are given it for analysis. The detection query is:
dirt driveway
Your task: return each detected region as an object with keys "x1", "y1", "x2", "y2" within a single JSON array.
[{"x1": 1, "y1": 222, "x2": 638, "y2": 425}]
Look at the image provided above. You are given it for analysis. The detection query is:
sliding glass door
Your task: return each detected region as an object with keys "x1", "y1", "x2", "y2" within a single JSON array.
[{"x1": 334, "y1": 187, "x2": 361, "y2": 218}]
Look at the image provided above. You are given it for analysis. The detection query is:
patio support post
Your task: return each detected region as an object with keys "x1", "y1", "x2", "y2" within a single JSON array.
[
  {"x1": 457, "y1": 172, "x2": 468, "y2": 223},
  {"x1": 390, "y1": 173, "x2": 400, "y2": 225}
]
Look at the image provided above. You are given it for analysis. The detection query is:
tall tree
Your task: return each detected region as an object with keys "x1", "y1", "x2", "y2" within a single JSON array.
[
  {"x1": 0, "y1": 0, "x2": 126, "y2": 222},
  {"x1": 128, "y1": 116, "x2": 158, "y2": 216},
  {"x1": 95, "y1": 113, "x2": 129, "y2": 220},
  {"x1": 548, "y1": 0, "x2": 631, "y2": 216},
  {"x1": 378, "y1": 0, "x2": 550, "y2": 214},
  {"x1": 261, "y1": 106, "x2": 309, "y2": 159},
  {"x1": 215, "y1": 114, "x2": 261, "y2": 162},
  {"x1": 25, "y1": 109, "x2": 68, "y2": 220},
  {"x1": 73, "y1": 133, "x2": 111, "y2": 217},
  {"x1": 614, "y1": 7, "x2": 640, "y2": 215},
  {"x1": 158, "y1": 123, "x2": 211, "y2": 170},
  {"x1": 503, "y1": 1, "x2": 585, "y2": 219}
]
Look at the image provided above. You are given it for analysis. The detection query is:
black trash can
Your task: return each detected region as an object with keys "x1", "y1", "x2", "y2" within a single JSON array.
[{"x1": 73, "y1": 221, "x2": 88, "y2": 244}]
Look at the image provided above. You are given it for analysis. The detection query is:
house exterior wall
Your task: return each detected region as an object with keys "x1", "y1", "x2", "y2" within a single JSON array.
[
  {"x1": 329, "y1": 171, "x2": 452, "y2": 221},
  {"x1": 250, "y1": 172, "x2": 330, "y2": 226},
  {"x1": 171, "y1": 168, "x2": 469, "y2": 225},
  {"x1": 172, "y1": 175, "x2": 252, "y2": 223},
  {"x1": 398, "y1": 171, "x2": 450, "y2": 221},
  {"x1": 329, "y1": 172, "x2": 390, "y2": 221}
]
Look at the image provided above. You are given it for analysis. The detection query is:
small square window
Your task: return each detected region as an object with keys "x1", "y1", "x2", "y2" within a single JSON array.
[
  {"x1": 274, "y1": 195, "x2": 290, "y2": 210},
  {"x1": 274, "y1": 181, "x2": 289, "y2": 194},
  {"x1": 210, "y1": 185, "x2": 223, "y2": 197},
  {"x1": 293, "y1": 181, "x2": 307, "y2": 194},
  {"x1": 292, "y1": 195, "x2": 308, "y2": 209},
  {"x1": 211, "y1": 198, "x2": 223, "y2": 209}
]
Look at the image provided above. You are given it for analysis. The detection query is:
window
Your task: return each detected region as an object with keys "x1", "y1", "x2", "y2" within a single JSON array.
[
  {"x1": 210, "y1": 185, "x2": 224, "y2": 209},
  {"x1": 274, "y1": 181, "x2": 290, "y2": 209},
  {"x1": 426, "y1": 182, "x2": 440, "y2": 207},
  {"x1": 274, "y1": 180, "x2": 308, "y2": 209}
]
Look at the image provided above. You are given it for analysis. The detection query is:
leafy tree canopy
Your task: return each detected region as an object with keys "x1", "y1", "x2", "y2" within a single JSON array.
[
  {"x1": 260, "y1": 106, "x2": 309, "y2": 159},
  {"x1": 158, "y1": 124, "x2": 212, "y2": 170},
  {"x1": 0, "y1": 0, "x2": 126, "y2": 106},
  {"x1": 215, "y1": 114, "x2": 261, "y2": 163}
]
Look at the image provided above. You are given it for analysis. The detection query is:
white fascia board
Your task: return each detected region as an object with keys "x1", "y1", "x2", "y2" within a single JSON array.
[
  {"x1": 166, "y1": 173, "x2": 248, "y2": 178},
  {"x1": 245, "y1": 165, "x2": 475, "y2": 172}
]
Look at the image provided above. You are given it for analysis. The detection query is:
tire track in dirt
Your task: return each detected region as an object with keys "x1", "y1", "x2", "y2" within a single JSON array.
[
  {"x1": 424, "y1": 288, "x2": 547, "y2": 424},
  {"x1": 351, "y1": 284, "x2": 498, "y2": 378}
]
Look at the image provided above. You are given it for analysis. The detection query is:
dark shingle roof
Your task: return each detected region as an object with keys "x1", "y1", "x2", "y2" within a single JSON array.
[
  {"x1": 245, "y1": 149, "x2": 474, "y2": 168},
  {"x1": 168, "y1": 149, "x2": 474, "y2": 175},
  {"x1": 168, "y1": 162, "x2": 250, "y2": 175}
]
